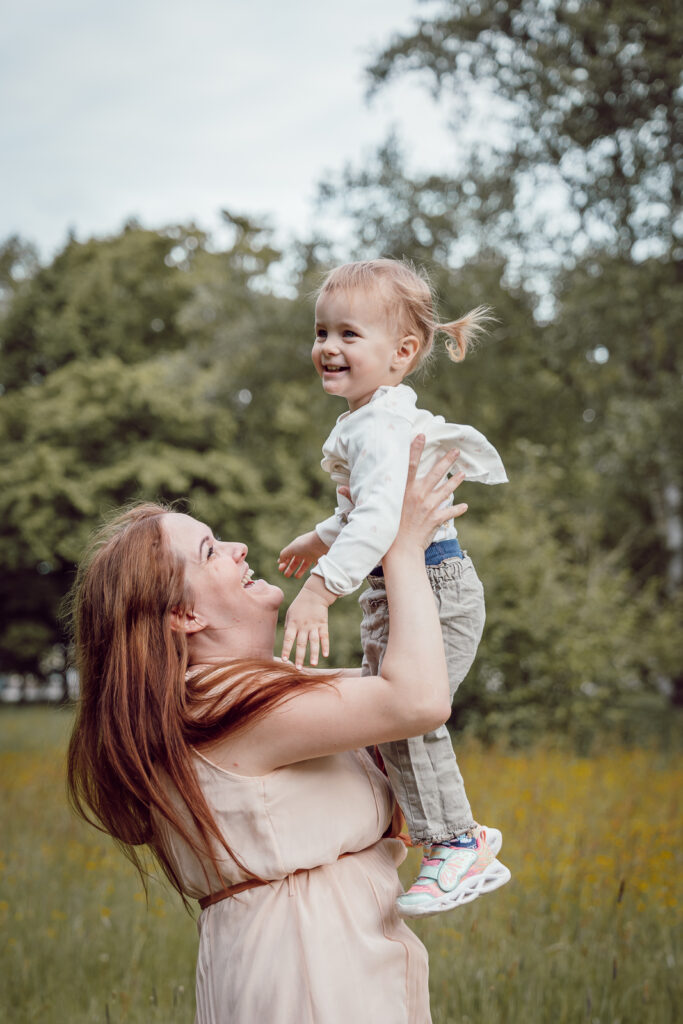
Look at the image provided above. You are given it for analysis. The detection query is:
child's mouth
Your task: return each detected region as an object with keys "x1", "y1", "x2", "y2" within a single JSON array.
[{"x1": 323, "y1": 366, "x2": 349, "y2": 374}]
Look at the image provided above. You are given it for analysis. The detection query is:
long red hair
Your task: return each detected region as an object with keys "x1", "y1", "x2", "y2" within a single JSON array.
[{"x1": 66, "y1": 503, "x2": 336, "y2": 903}]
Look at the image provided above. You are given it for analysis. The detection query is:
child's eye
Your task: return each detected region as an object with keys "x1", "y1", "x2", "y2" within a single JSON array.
[
  {"x1": 343, "y1": 330, "x2": 357, "y2": 339},
  {"x1": 316, "y1": 329, "x2": 327, "y2": 340}
]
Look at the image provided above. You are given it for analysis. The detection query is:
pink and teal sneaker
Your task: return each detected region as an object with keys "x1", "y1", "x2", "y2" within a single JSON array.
[{"x1": 396, "y1": 825, "x2": 510, "y2": 919}]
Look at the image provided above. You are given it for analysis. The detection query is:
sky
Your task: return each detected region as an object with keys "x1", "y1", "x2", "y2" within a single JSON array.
[{"x1": 1, "y1": 0, "x2": 458, "y2": 261}]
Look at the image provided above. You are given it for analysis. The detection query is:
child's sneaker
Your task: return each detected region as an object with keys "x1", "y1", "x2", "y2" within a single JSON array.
[
  {"x1": 396, "y1": 826, "x2": 510, "y2": 919},
  {"x1": 477, "y1": 823, "x2": 502, "y2": 857}
]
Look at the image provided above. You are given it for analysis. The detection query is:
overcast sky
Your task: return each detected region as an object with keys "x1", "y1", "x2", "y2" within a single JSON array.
[{"x1": 2, "y1": 0, "x2": 458, "y2": 260}]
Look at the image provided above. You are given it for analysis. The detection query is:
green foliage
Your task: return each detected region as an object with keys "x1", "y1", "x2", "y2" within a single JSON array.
[
  {"x1": 0, "y1": 1, "x2": 680, "y2": 733},
  {"x1": 455, "y1": 444, "x2": 677, "y2": 744},
  {"x1": 0, "y1": 208, "x2": 679, "y2": 729},
  {"x1": 0, "y1": 220, "x2": 348, "y2": 679},
  {"x1": 0, "y1": 225, "x2": 203, "y2": 392},
  {"x1": 369, "y1": 0, "x2": 682, "y2": 258},
  {"x1": 308, "y1": 0, "x2": 683, "y2": 727}
]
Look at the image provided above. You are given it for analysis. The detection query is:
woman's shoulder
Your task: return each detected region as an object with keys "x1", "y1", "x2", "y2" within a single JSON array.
[
  {"x1": 191, "y1": 745, "x2": 266, "y2": 782},
  {"x1": 191, "y1": 744, "x2": 380, "y2": 785}
]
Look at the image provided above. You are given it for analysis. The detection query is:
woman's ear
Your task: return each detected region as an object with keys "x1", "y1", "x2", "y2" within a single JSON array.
[
  {"x1": 394, "y1": 335, "x2": 420, "y2": 372},
  {"x1": 170, "y1": 607, "x2": 206, "y2": 635}
]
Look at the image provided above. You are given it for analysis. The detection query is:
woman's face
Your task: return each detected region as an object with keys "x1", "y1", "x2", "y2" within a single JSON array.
[{"x1": 162, "y1": 513, "x2": 283, "y2": 645}]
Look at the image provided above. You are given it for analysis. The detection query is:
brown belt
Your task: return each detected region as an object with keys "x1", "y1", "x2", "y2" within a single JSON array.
[
  {"x1": 199, "y1": 877, "x2": 273, "y2": 910},
  {"x1": 198, "y1": 850, "x2": 358, "y2": 911}
]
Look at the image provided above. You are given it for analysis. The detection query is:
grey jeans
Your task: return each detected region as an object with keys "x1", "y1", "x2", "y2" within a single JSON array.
[{"x1": 360, "y1": 555, "x2": 486, "y2": 845}]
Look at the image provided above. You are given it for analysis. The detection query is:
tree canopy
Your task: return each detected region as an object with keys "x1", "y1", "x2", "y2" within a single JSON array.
[
  {"x1": 369, "y1": 0, "x2": 682, "y2": 261},
  {"x1": 1, "y1": 0, "x2": 680, "y2": 740}
]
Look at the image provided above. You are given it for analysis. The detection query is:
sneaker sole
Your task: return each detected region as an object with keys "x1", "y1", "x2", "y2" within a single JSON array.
[{"x1": 397, "y1": 858, "x2": 511, "y2": 919}]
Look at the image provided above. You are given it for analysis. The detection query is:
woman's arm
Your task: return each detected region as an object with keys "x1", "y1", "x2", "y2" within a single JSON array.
[{"x1": 203, "y1": 437, "x2": 467, "y2": 775}]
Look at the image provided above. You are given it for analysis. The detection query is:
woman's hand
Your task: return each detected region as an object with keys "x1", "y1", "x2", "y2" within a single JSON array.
[{"x1": 389, "y1": 434, "x2": 467, "y2": 556}]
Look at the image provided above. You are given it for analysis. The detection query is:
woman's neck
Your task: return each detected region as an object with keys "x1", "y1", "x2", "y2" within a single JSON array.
[{"x1": 188, "y1": 625, "x2": 275, "y2": 667}]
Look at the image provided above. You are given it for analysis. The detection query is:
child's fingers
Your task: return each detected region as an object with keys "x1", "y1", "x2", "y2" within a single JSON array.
[
  {"x1": 309, "y1": 632, "x2": 319, "y2": 667},
  {"x1": 294, "y1": 630, "x2": 309, "y2": 670},
  {"x1": 281, "y1": 624, "x2": 297, "y2": 663}
]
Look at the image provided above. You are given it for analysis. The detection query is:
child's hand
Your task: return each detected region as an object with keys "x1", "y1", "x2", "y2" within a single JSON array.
[
  {"x1": 282, "y1": 576, "x2": 337, "y2": 668},
  {"x1": 278, "y1": 531, "x2": 329, "y2": 579}
]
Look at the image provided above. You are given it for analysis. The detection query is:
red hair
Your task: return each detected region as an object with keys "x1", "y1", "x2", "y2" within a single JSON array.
[{"x1": 66, "y1": 503, "x2": 336, "y2": 904}]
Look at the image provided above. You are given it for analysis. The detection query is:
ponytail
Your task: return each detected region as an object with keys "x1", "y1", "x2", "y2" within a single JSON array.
[{"x1": 438, "y1": 305, "x2": 495, "y2": 363}]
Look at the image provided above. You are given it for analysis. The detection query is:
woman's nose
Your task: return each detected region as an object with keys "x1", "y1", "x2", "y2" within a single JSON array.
[{"x1": 224, "y1": 542, "x2": 248, "y2": 562}]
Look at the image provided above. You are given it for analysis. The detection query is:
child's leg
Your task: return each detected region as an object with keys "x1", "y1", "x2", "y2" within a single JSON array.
[
  {"x1": 360, "y1": 559, "x2": 484, "y2": 844},
  {"x1": 362, "y1": 563, "x2": 510, "y2": 916},
  {"x1": 421, "y1": 554, "x2": 486, "y2": 836}
]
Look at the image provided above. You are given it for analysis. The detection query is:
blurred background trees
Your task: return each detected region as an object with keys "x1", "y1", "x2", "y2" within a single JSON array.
[{"x1": 1, "y1": 0, "x2": 680, "y2": 741}]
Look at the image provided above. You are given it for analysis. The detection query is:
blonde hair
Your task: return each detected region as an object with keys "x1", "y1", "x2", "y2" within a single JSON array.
[{"x1": 317, "y1": 258, "x2": 492, "y2": 370}]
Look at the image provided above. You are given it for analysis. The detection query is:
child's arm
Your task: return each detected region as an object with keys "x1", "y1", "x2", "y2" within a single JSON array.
[
  {"x1": 313, "y1": 410, "x2": 414, "y2": 596},
  {"x1": 278, "y1": 530, "x2": 329, "y2": 579},
  {"x1": 282, "y1": 409, "x2": 413, "y2": 667},
  {"x1": 282, "y1": 574, "x2": 337, "y2": 669}
]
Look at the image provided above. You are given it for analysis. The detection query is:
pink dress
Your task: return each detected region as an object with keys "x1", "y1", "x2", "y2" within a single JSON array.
[{"x1": 155, "y1": 747, "x2": 431, "y2": 1024}]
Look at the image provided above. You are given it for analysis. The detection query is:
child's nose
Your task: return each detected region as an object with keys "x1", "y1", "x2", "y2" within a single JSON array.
[{"x1": 321, "y1": 333, "x2": 339, "y2": 352}]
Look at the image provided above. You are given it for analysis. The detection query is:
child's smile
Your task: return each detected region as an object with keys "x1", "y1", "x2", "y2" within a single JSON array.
[
  {"x1": 321, "y1": 363, "x2": 349, "y2": 374},
  {"x1": 312, "y1": 287, "x2": 411, "y2": 412}
]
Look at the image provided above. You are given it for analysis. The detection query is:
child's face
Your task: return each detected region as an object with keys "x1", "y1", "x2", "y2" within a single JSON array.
[{"x1": 312, "y1": 287, "x2": 406, "y2": 412}]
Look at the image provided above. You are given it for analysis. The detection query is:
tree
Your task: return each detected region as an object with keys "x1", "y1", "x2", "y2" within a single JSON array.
[
  {"x1": 0, "y1": 223, "x2": 204, "y2": 393},
  {"x1": 0, "y1": 220, "x2": 358, "y2": 691},
  {"x1": 369, "y1": 0, "x2": 682, "y2": 262},
  {"x1": 307, "y1": 0, "x2": 683, "y2": 722}
]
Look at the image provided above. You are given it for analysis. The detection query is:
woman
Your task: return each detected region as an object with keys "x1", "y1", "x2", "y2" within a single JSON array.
[{"x1": 67, "y1": 438, "x2": 468, "y2": 1023}]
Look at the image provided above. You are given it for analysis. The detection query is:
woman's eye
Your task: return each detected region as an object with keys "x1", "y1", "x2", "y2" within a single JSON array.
[{"x1": 207, "y1": 545, "x2": 216, "y2": 559}]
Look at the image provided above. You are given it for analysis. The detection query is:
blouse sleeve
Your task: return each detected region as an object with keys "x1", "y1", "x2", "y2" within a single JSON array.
[
  {"x1": 315, "y1": 491, "x2": 354, "y2": 547},
  {"x1": 311, "y1": 408, "x2": 413, "y2": 596}
]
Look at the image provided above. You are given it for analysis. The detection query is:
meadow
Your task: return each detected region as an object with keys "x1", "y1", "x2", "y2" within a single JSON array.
[{"x1": 1, "y1": 707, "x2": 680, "y2": 1024}]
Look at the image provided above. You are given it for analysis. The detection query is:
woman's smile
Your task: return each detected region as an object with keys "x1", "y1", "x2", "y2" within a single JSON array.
[
  {"x1": 162, "y1": 513, "x2": 284, "y2": 629},
  {"x1": 240, "y1": 565, "x2": 255, "y2": 587}
]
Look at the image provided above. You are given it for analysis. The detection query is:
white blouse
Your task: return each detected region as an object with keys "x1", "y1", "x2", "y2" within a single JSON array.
[{"x1": 312, "y1": 384, "x2": 508, "y2": 596}]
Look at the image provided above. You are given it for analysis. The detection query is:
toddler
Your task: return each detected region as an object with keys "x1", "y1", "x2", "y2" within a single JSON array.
[{"x1": 278, "y1": 259, "x2": 511, "y2": 917}]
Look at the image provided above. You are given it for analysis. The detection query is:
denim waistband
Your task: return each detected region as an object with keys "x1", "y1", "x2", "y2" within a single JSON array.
[{"x1": 368, "y1": 538, "x2": 463, "y2": 578}]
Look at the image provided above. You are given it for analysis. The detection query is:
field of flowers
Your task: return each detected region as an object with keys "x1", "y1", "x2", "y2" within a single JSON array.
[{"x1": 1, "y1": 707, "x2": 680, "y2": 1023}]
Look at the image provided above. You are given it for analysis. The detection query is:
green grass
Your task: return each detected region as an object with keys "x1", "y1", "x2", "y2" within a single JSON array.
[{"x1": 1, "y1": 707, "x2": 681, "y2": 1023}]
